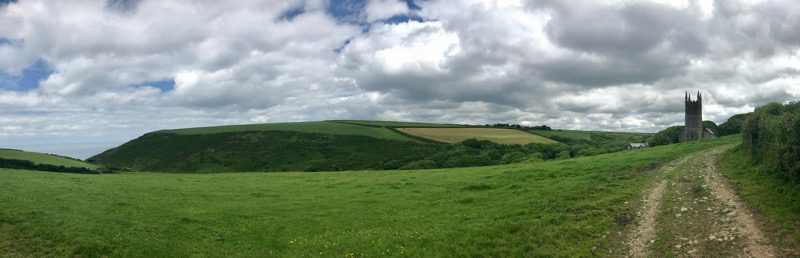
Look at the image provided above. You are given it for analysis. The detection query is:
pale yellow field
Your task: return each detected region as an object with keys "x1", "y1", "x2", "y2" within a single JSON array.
[{"x1": 397, "y1": 128, "x2": 558, "y2": 144}]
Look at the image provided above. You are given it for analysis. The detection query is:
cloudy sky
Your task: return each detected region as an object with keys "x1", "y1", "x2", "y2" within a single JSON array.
[{"x1": 1, "y1": 0, "x2": 799, "y2": 158}]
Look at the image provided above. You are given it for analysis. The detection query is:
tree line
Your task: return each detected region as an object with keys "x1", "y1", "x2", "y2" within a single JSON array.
[{"x1": 0, "y1": 157, "x2": 98, "y2": 174}]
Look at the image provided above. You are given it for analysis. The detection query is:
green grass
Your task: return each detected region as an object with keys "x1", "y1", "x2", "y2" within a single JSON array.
[
  {"x1": 162, "y1": 121, "x2": 417, "y2": 142},
  {"x1": 329, "y1": 120, "x2": 466, "y2": 128},
  {"x1": 0, "y1": 149, "x2": 97, "y2": 169},
  {"x1": 718, "y1": 145, "x2": 800, "y2": 253},
  {"x1": 397, "y1": 128, "x2": 558, "y2": 145},
  {"x1": 0, "y1": 136, "x2": 738, "y2": 257}
]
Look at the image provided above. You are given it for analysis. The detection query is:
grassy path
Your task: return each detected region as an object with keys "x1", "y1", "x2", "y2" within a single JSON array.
[{"x1": 629, "y1": 146, "x2": 778, "y2": 257}]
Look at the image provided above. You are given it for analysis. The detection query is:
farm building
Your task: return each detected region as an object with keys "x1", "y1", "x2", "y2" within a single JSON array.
[{"x1": 627, "y1": 143, "x2": 648, "y2": 150}]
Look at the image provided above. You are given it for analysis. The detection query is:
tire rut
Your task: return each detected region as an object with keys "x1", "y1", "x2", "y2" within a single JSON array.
[
  {"x1": 629, "y1": 155, "x2": 692, "y2": 258},
  {"x1": 627, "y1": 146, "x2": 777, "y2": 257},
  {"x1": 703, "y1": 148, "x2": 777, "y2": 257}
]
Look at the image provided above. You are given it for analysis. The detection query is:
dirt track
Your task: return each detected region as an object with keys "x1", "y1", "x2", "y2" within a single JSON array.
[{"x1": 628, "y1": 146, "x2": 777, "y2": 257}]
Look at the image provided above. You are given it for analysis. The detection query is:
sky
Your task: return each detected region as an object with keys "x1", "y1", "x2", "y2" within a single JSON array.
[{"x1": 1, "y1": 0, "x2": 799, "y2": 159}]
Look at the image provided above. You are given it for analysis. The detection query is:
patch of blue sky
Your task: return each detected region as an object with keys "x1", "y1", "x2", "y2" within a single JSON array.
[
  {"x1": 0, "y1": 59, "x2": 53, "y2": 92},
  {"x1": 278, "y1": 3, "x2": 305, "y2": 21},
  {"x1": 326, "y1": 0, "x2": 421, "y2": 24},
  {"x1": 131, "y1": 79, "x2": 175, "y2": 92},
  {"x1": 327, "y1": 0, "x2": 367, "y2": 24},
  {"x1": 383, "y1": 14, "x2": 424, "y2": 24}
]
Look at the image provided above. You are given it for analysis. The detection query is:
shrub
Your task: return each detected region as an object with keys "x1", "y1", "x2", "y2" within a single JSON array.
[{"x1": 742, "y1": 101, "x2": 800, "y2": 183}]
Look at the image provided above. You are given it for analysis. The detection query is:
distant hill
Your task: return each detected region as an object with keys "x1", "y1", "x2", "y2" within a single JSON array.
[
  {"x1": 89, "y1": 130, "x2": 445, "y2": 172},
  {"x1": 0, "y1": 148, "x2": 98, "y2": 173},
  {"x1": 527, "y1": 129, "x2": 651, "y2": 155},
  {"x1": 89, "y1": 120, "x2": 658, "y2": 173},
  {"x1": 0, "y1": 148, "x2": 97, "y2": 169},
  {"x1": 330, "y1": 120, "x2": 467, "y2": 128},
  {"x1": 89, "y1": 120, "x2": 571, "y2": 172},
  {"x1": 161, "y1": 121, "x2": 419, "y2": 142},
  {"x1": 397, "y1": 127, "x2": 558, "y2": 144}
]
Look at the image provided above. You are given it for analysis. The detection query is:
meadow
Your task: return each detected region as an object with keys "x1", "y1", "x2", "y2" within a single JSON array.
[
  {"x1": 396, "y1": 128, "x2": 558, "y2": 145},
  {"x1": 162, "y1": 121, "x2": 417, "y2": 142},
  {"x1": 329, "y1": 120, "x2": 466, "y2": 128},
  {"x1": 0, "y1": 136, "x2": 738, "y2": 257}
]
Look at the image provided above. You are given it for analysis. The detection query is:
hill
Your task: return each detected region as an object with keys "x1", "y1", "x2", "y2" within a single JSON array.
[
  {"x1": 161, "y1": 121, "x2": 418, "y2": 142},
  {"x1": 0, "y1": 135, "x2": 738, "y2": 257},
  {"x1": 330, "y1": 120, "x2": 466, "y2": 128},
  {"x1": 0, "y1": 148, "x2": 97, "y2": 169},
  {"x1": 527, "y1": 129, "x2": 650, "y2": 156},
  {"x1": 397, "y1": 127, "x2": 557, "y2": 144},
  {"x1": 92, "y1": 121, "x2": 569, "y2": 172},
  {"x1": 89, "y1": 130, "x2": 444, "y2": 172}
]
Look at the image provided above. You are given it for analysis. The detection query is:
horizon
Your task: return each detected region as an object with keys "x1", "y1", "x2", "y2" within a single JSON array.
[{"x1": 2, "y1": 0, "x2": 799, "y2": 158}]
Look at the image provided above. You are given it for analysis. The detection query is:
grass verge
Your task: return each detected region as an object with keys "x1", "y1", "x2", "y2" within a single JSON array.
[{"x1": 717, "y1": 145, "x2": 800, "y2": 254}]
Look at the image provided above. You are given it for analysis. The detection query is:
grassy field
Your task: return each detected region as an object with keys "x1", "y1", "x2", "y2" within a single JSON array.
[
  {"x1": 717, "y1": 146, "x2": 800, "y2": 254},
  {"x1": 0, "y1": 149, "x2": 97, "y2": 169},
  {"x1": 330, "y1": 120, "x2": 466, "y2": 128},
  {"x1": 0, "y1": 136, "x2": 737, "y2": 257},
  {"x1": 162, "y1": 121, "x2": 417, "y2": 142},
  {"x1": 397, "y1": 128, "x2": 558, "y2": 145}
]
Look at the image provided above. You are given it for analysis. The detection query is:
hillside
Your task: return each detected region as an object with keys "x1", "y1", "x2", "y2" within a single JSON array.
[
  {"x1": 89, "y1": 130, "x2": 444, "y2": 172},
  {"x1": 330, "y1": 120, "x2": 466, "y2": 128},
  {"x1": 91, "y1": 121, "x2": 572, "y2": 172},
  {"x1": 527, "y1": 129, "x2": 651, "y2": 155},
  {"x1": 0, "y1": 135, "x2": 738, "y2": 257},
  {"x1": 0, "y1": 148, "x2": 97, "y2": 169},
  {"x1": 161, "y1": 121, "x2": 418, "y2": 142},
  {"x1": 397, "y1": 127, "x2": 558, "y2": 144}
]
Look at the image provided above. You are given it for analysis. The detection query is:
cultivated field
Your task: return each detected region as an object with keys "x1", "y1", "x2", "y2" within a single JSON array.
[
  {"x1": 0, "y1": 148, "x2": 97, "y2": 169},
  {"x1": 397, "y1": 127, "x2": 558, "y2": 144},
  {"x1": 0, "y1": 136, "x2": 739, "y2": 257},
  {"x1": 162, "y1": 121, "x2": 417, "y2": 142}
]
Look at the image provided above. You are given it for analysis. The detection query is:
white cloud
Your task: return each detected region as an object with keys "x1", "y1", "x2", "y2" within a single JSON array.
[
  {"x1": 365, "y1": 0, "x2": 409, "y2": 22},
  {"x1": 1, "y1": 0, "x2": 800, "y2": 158}
]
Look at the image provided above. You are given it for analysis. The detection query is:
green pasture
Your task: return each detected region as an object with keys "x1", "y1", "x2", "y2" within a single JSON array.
[
  {"x1": 0, "y1": 149, "x2": 97, "y2": 169},
  {"x1": 161, "y1": 121, "x2": 416, "y2": 142},
  {"x1": 397, "y1": 128, "x2": 558, "y2": 145},
  {"x1": 329, "y1": 120, "x2": 466, "y2": 128},
  {"x1": 0, "y1": 136, "x2": 737, "y2": 257}
]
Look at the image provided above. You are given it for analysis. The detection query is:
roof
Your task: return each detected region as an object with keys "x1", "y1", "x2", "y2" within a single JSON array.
[{"x1": 628, "y1": 143, "x2": 647, "y2": 147}]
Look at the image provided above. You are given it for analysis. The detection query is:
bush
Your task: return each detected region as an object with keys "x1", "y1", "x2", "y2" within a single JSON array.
[
  {"x1": 742, "y1": 101, "x2": 800, "y2": 183},
  {"x1": 648, "y1": 126, "x2": 683, "y2": 147},
  {"x1": 717, "y1": 113, "x2": 750, "y2": 136}
]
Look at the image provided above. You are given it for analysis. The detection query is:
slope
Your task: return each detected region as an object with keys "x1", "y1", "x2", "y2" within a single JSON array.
[
  {"x1": 162, "y1": 121, "x2": 417, "y2": 142},
  {"x1": 1, "y1": 136, "x2": 738, "y2": 257},
  {"x1": 397, "y1": 127, "x2": 558, "y2": 144},
  {"x1": 0, "y1": 148, "x2": 97, "y2": 169},
  {"x1": 89, "y1": 130, "x2": 443, "y2": 172},
  {"x1": 527, "y1": 129, "x2": 651, "y2": 155}
]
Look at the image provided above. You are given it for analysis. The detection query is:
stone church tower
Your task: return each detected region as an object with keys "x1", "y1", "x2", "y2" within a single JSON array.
[{"x1": 680, "y1": 91, "x2": 714, "y2": 142}]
